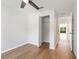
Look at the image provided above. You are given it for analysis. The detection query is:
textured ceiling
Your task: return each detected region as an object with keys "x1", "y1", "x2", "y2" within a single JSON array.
[
  {"x1": 2, "y1": 0, "x2": 76, "y2": 15},
  {"x1": 31, "y1": 0, "x2": 76, "y2": 14}
]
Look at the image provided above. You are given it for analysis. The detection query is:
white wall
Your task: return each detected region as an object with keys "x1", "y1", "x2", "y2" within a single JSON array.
[
  {"x1": 54, "y1": 11, "x2": 59, "y2": 49},
  {"x1": 1, "y1": 0, "x2": 40, "y2": 52},
  {"x1": 72, "y1": 1, "x2": 77, "y2": 56},
  {"x1": 58, "y1": 16, "x2": 72, "y2": 24},
  {"x1": 1, "y1": 4, "x2": 29, "y2": 52},
  {"x1": 1, "y1": 0, "x2": 58, "y2": 52},
  {"x1": 49, "y1": 10, "x2": 57, "y2": 49},
  {"x1": 27, "y1": 11, "x2": 40, "y2": 47},
  {"x1": 42, "y1": 16, "x2": 50, "y2": 43}
]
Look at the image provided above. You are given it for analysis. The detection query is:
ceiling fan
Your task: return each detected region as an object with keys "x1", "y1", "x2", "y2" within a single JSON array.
[{"x1": 21, "y1": 0, "x2": 44, "y2": 10}]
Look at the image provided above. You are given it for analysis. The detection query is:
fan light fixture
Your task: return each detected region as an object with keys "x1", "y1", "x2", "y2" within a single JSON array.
[
  {"x1": 23, "y1": 0, "x2": 29, "y2": 3},
  {"x1": 21, "y1": 0, "x2": 44, "y2": 10}
]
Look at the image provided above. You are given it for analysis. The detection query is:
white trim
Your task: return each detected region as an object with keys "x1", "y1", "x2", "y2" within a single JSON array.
[
  {"x1": 54, "y1": 42, "x2": 58, "y2": 49},
  {"x1": 1, "y1": 42, "x2": 38, "y2": 54},
  {"x1": 49, "y1": 45, "x2": 55, "y2": 50},
  {"x1": 74, "y1": 50, "x2": 77, "y2": 57},
  {"x1": 49, "y1": 47, "x2": 55, "y2": 50},
  {"x1": 27, "y1": 42, "x2": 39, "y2": 47},
  {"x1": 1, "y1": 43, "x2": 28, "y2": 53}
]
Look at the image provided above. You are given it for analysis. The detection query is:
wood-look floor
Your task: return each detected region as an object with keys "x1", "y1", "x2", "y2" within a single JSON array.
[{"x1": 1, "y1": 39, "x2": 76, "y2": 59}]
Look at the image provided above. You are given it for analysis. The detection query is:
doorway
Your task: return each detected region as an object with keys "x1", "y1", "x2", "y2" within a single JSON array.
[
  {"x1": 58, "y1": 16, "x2": 72, "y2": 51},
  {"x1": 39, "y1": 15, "x2": 50, "y2": 47},
  {"x1": 59, "y1": 24, "x2": 68, "y2": 40}
]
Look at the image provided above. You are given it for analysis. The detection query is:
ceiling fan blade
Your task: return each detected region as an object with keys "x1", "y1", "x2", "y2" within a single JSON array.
[
  {"x1": 39, "y1": 7, "x2": 44, "y2": 9},
  {"x1": 20, "y1": 0, "x2": 44, "y2": 10},
  {"x1": 21, "y1": 1, "x2": 26, "y2": 8},
  {"x1": 29, "y1": 0, "x2": 40, "y2": 10}
]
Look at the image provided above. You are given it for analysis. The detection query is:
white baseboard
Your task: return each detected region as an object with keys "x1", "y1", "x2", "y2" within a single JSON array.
[
  {"x1": 1, "y1": 42, "x2": 38, "y2": 54},
  {"x1": 1, "y1": 42, "x2": 28, "y2": 54},
  {"x1": 27, "y1": 42, "x2": 39, "y2": 47},
  {"x1": 49, "y1": 46, "x2": 55, "y2": 50},
  {"x1": 42, "y1": 40, "x2": 49, "y2": 43}
]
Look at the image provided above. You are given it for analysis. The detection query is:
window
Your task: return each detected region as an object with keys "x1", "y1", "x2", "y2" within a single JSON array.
[{"x1": 60, "y1": 27, "x2": 66, "y2": 33}]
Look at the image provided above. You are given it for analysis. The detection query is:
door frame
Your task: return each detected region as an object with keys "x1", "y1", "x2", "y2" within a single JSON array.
[{"x1": 39, "y1": 15, "x2": 50, "y2": 47}]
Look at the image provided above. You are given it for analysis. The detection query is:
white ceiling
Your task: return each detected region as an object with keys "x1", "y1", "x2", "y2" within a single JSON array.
[
  {"x1": 2, "y1": 0, "x2": 76, "y2": 15},
  {"x1": 32, "y1": 0, "x2": 76, "y2": 14}
]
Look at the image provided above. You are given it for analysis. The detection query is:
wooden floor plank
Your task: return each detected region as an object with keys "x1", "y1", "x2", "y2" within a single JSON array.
[{"x1": 1, "y1": 40, "x2": 76, "y2": 59}]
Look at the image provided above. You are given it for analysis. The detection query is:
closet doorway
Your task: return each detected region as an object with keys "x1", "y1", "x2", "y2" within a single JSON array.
[{"x1": 39, "y1": 15, "x2": 50, "y2": 47}]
